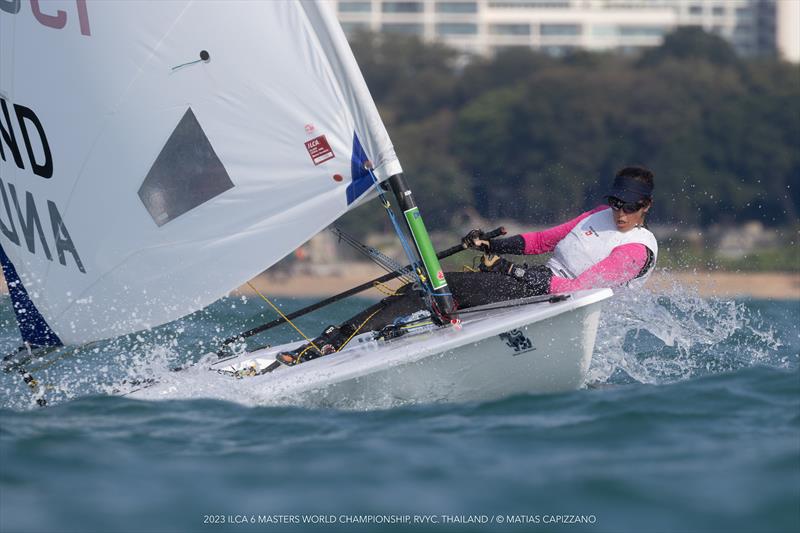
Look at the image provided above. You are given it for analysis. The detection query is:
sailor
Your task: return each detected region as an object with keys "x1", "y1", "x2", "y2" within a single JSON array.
[
  {"x1": 463, "y1": 165, "x2": 658, "y2": 297},
  {"x1": 276, "y1": 165, "x2": 657, "y2": 366}
]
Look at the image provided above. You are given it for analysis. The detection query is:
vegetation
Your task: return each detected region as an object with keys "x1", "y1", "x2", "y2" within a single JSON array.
[
  {"x1": 656, "y1": 230, "x2": 800, "y2": 272},
  {"x1": 337, "y1": 27, "x2": 800, "y2": 243}
]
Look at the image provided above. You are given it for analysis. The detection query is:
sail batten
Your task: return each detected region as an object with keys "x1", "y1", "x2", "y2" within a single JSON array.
[{"x1": 0, "y1": 0, "x2": 401, "y2": 345}]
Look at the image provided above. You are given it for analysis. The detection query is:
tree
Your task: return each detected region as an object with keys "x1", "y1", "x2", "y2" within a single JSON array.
[
  {"x1": 342, "y1": 28, "x2": 800, "y2": 229},
  {"x1": 637, "y1": 27, "x2": 740, "y2": 68}
]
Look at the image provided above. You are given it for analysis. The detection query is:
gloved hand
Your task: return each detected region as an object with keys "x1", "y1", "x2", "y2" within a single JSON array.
[
  {"x1": 461, "y1": 229, "x2": 491, "y2": 252},
  {"x1": 479, "y1": 254, "x2": 513, "y2": 274}
]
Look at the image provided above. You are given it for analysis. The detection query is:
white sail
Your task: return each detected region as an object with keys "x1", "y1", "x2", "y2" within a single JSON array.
[{"x1": 0, "y1": 0, "x2": 401, "y2": 346}]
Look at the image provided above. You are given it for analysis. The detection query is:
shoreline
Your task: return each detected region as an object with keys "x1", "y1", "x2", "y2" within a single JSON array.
[
  {"x1": 1, "y1": 267, "x2": 797, "y2": 301},
  {"x1": 235, "y1": 265, "x2": 800, "y2": 301},
  {"x1": 644, "y1": 270, "x2": 800, "y2": 301}
]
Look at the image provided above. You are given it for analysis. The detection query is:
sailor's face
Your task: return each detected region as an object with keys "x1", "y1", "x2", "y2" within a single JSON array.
[{"x1": 612, "y1": 203, "x2": 649, "y2": 232}]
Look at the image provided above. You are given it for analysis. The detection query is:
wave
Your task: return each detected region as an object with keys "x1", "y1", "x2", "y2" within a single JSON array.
[
  {"x1": 590, "y1": 276, "x2": 794, "y2": 386},
  {"x1": 0, "y1": 284, "x2": 797, "y2": 410}
]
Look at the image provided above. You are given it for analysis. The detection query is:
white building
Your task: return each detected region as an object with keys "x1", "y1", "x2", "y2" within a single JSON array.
[
  {"x1": 335, "y1": 0, "x2": 790, "y2": 58},
  {"x1": 776, "y1": 0, "x2": 800, "y2": 62}
]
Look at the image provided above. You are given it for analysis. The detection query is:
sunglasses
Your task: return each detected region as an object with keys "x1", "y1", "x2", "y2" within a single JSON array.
[{"x1": 607, "y1": 197, "x2": 645, "y2": 214}]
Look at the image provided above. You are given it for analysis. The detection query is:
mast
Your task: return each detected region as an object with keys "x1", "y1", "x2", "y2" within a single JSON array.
[{"x1": 388, "y1": 174, "x2": 455, "y2": 316}]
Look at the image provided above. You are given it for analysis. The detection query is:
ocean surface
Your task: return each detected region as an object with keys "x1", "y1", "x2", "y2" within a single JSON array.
[{"x1": 0, "y1": 285, "x2": 798, "y2": 533}]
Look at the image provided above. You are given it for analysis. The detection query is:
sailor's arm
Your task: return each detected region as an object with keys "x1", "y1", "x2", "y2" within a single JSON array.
[
  {"x1": 476, "y1": 205, "x2": 609, "y2": 255},
  {"x1": 549, "y1": 243, "x2": 650, "y2": 293},
  {"x1": 481, "y1": 242, "x2": 649, "y2": 294}
]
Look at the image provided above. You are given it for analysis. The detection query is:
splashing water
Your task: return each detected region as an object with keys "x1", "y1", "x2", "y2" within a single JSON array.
[
  {"x1": 0, "y1": 282, "x2": 796, "y2": 410},
  {"x1": 589, "y1": 280, "x2": 788, "y2": 386},
  {"x1": 3, "y1": 287, "x2": 797, "y2": 533}
]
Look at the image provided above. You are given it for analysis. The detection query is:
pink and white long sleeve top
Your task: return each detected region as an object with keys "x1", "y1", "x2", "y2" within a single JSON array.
[{"x1": 496, "y1": 206, "x2": 653, "y2": 293}]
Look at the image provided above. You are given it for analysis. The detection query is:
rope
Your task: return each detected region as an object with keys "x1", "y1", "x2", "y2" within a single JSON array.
[
  {"x1": 336, "y1": 308, "x2": 382, "y2": 353},
  {"x1": 372, "y1": 280, "x2": 401, "y2": 297},
  {"x1": 400, "y1": 319, "x2": 434, "y2": 330},
  {"x1": 330, "y1": 227, "x2": 415, "y2": 284},
  {"x1": 246, "y1": 282, "x2": 320, "y2": 352}
]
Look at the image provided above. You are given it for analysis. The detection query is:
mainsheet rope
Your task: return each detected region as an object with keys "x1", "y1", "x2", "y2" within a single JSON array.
[{"x1": 246, "y1": 281, "x2": 321, "y2": 353}]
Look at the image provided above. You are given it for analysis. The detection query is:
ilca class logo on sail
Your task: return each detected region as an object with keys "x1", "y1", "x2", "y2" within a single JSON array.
[{"x1": 498, "y1": 329, "x2": 536, "y2": 356}]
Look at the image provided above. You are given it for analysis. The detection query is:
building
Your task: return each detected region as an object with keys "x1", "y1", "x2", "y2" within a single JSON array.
[
  {"x1": 335, "y1": 0, "x2": 791, "y2": 58},
  {"x1": 776, "y1": 0, "x2": 800, "y2": 62}
]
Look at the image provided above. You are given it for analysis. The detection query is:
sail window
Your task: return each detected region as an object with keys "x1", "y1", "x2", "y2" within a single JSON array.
[{"x1": 138, "y1": 108, "x2": 233, "y2": 227}]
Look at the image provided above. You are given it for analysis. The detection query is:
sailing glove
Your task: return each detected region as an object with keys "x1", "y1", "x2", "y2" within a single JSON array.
[
  {"x1": 479, "y1": 254, "x2": 512, "y2": 274},
  {"x1": 480, "y1": 256, "x2": 553, "y2": 294},
  {"x1": 463, "y1": 230, "x2": 526, "y2": 255},
  {"x1": 461, "y1": 229, "x2": 491, "y2": 252}
]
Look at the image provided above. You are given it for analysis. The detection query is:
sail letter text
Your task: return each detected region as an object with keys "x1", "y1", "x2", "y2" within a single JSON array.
[
  {"x1": 0, "y1": 0, "x2": 90, "y2": 35},
  {"x1": 0, "y1": 97, "x2": 53, "y2": 179},
  {"x1": 9, "y1": 182, "x2": 52, "y2": 261},
  {"x1": 0, "y1": 179, "x2": 86, "y2": 273},
  {"x1": 30, "y1": 0, "x2": 66, "y2": 29}
]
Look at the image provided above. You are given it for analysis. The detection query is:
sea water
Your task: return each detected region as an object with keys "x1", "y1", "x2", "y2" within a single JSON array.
[{"x1": 0, "y1": 284, "x2": 797, "y2": 533}]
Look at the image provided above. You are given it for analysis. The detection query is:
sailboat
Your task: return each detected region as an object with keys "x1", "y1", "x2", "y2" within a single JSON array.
[{"x1": 0, "y1": 0, "x2": 611, "y2": 406}]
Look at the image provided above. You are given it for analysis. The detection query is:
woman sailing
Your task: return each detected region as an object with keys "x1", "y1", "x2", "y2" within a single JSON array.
[{"x1": 276, "y1": 166, "x2": 658, "y2": 366}]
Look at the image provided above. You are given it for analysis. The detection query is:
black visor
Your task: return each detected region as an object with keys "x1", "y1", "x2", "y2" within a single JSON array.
[{"x1": 606, "y1": 175, "x2": 653, "y2": 204}]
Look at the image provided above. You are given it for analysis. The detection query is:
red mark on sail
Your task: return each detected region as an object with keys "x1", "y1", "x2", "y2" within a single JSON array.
[{"x1": 305, "y1": 135, "x2": 334, "y2": 166}]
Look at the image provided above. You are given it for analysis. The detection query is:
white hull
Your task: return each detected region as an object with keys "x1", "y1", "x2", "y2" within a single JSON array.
[{"x1": 129, "y1": 289, "x2": 612, "y2": 407}]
